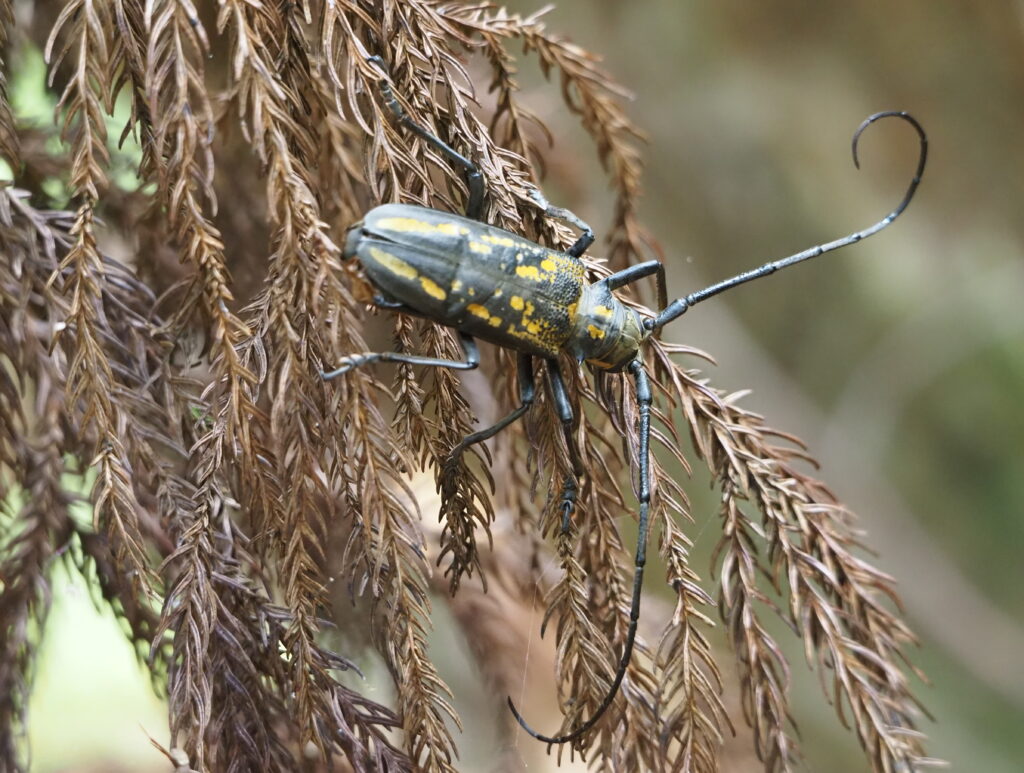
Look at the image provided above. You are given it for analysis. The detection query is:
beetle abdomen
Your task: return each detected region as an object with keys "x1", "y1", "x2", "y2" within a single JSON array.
[{"x1": 350, "y1": 204, "x2": 586, "y2": 358}]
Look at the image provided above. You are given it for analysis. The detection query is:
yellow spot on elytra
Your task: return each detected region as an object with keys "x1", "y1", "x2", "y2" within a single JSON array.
[
  {"x1": 488, "y1": 316, "x2": 502, "y2": 327},
  {"x1": 494, "y1": 289, "x2": 503, "y2": 297},
  {"x1": 420, "y1": 277, "x2": 446, "y2": 300},
  {"x1": 510, "y1": 296, "x2": 525, "y2": 310},
  {"x1": 482, "y1": 234, "x2": 516, "y2": 247},
  {"x1": 467, "y1": 304, "x2": 491, "y2": 320},
  {"x1": 540, "y1": 258, "x2": 557, "y2": 272},
  {"x1": 467, "y1": 287, "x2": 476, "y2": 296},
  {"x1": 368, "y1": 246, "x2": 417, "y2": 280},
  {"x1": 469, "y1": 241, "x2": 492, "y2": 255},
  {"x1": 587, "y1": 324, "x2": 606, "y2": 339},
  {"x1": 524, "y1": 301, "x2": 535, "y2": 316},
  {"x1": 526, "y1": 320, "x2": 541, "y2": 334},
  {"x1": 377, "y1": 217, "x2": 466, "y2": 237},
  {"x1": 516, "y1": 265, "x2": 541, "y2": 281},
  {"x1": 451, "y1": 280, "x2": 463, "y2": 291},
  {"x1": 595, "y1": 305, "x2": 613, "y2": 318}
]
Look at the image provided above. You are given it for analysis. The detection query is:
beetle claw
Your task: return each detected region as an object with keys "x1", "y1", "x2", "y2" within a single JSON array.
[{"x1": 321, "y1": 356, "x2": 363, "y2": 380}]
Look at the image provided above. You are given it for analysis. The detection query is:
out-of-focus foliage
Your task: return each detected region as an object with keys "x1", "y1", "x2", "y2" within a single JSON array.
[{"x1": 4, "y1": 1, "x2": 1019, "y2": 772}]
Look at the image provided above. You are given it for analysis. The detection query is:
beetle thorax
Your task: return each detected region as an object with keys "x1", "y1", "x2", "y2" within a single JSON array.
[{"x1": 569, "y1": 282, "x2": 646, "y2": 371}]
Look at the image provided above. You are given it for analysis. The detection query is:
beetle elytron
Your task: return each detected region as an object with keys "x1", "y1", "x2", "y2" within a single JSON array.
[{"x1": 323, "y1": 58, "x2": 928, "y2": 745}]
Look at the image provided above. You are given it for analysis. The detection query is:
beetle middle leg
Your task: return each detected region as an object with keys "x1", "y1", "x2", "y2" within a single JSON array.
[
  {"x1": 442, "y1": 354, "x2": 535, "y2": 479},
  {"x1": 545, "y1": 359, "x2": 585, "y2": 525},
  {"x1": 509, "y1": 356, "x2": 651, "y2": 744},
  {"x1": 321, "y1": 332, "x2": 480, "y2": 379}
]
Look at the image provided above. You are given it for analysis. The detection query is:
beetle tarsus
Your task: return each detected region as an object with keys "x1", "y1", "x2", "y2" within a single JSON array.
[{"x1": 529, "y1": 188, "x2": 595, "y2": 258}]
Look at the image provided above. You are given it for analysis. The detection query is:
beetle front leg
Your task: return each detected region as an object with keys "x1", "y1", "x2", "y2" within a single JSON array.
[
  {"x1": 529, "y1": 189, "x2": 595, "y2": 258},
  {"x1": 545, "y1": 359, "x2": 585, "y2": 528},
  {"x1": 321, "y1": 333, "x2": 480, "y2": 380}
]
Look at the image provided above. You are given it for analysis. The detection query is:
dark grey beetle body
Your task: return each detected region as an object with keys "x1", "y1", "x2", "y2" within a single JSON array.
[
  {"x1": 346, "y1": 203, "x2": 646, "y2": 370},
  {"x1": 325, "y1": 64, "x2": 928, "y2": 748}
]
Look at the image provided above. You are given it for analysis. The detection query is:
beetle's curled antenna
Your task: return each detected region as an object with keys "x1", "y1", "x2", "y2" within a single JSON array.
[
  {"x1": 648, "y1": 111, "x2": 928, "y2": 331},
  {"x1": 503, "y1": 110, "x2": 928, "y2": 747},
  {"x1": 323, "y1": 65, "x2": 927, "y2": 748}
]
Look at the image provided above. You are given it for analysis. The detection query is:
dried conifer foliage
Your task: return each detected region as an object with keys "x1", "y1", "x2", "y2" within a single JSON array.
[{"x1": 0, "y1": 2, "x2": 939, "y2": 772}]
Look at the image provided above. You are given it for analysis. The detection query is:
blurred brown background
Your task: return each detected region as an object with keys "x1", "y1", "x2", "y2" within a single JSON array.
[
  {"x1": 510, "y1": 1, "x2": 1024, "y2": 770},
  {"x1": 26, "y1": 2, "x2": 1024, "y2": 771}
]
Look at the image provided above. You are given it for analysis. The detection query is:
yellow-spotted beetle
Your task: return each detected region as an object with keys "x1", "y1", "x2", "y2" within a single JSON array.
[{"x1": 323, "y1": 58, "x2": 927, "y2": 745}]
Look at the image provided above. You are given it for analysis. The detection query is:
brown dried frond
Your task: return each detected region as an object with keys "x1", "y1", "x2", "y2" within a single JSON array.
[
  {"x1": 0, "y1": 0, "x2": 17, "y2": 165},
  {"x1": 655, "y1": 341, "x2": 937, "y2": 772},
  {"x1": 46, "y1": 0, "x2": 155, "y2": 594},
  {"x1": 0, "y1": 2, "x2": 937, "y2": 771},
  {"x1": 0, "y1": 246, "x2": 70, "y2": 771}
]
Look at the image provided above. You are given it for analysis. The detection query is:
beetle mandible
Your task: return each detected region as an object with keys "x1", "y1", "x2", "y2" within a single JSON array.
[{"x1": 323, "y1": 58, "x2": 928, "y2": 746}]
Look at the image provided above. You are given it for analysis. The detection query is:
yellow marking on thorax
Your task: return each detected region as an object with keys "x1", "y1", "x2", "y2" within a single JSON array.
[
  {"x1": 420, "y1": 277, "x2": 446, "y2": 300},
  {"x1": 594, "y1": 305, "x2": 614, "y2": 318},
  {"x1": 368, "y1": 246, "x2": 417, "y2": 280},
  {"x1": 587, "y1": 324, "x2": 606, "y2": 339},
  {"x1": 377, "y1": 217, "x2": 467, "y2": 237}
]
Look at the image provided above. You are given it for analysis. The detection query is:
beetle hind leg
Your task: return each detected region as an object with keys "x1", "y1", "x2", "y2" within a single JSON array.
[
  {"x1": 321, "y1": 333, "x2": 480, "y2": 380},
  {"x1": 368, "y1": 57, "x2": 485, "y2": 220}
]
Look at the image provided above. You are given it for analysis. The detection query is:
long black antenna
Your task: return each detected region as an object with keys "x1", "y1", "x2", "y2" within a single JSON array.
[
  {"x1": 507, "y1": 358, "x2": 652, "y2": 746},
  {"x1": 647, "y1": 111, "x2": 927, "y2": 332}
]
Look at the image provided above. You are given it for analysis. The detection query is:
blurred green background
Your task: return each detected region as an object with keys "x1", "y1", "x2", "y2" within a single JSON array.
[{"x1": 18, "y1": 1, "x2": 1024, "y2": 771}]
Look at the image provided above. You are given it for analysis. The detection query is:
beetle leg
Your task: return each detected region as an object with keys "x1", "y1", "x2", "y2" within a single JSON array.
[
  {"x1": 545, "y1": 360, "x2": 585, "y2": 528},
  {"x1": 369, "y1": 58, "x2": 485, "y2": 220},
  {"x1": 370, "y1": 294, "x2": 408, "y2": 310},
  {"x1": 321, "y1": 333, "x2": 479, "y2": 380},
  {"x1": 508, "y1": 357, "x2": 651, "y2": 745},
  {"x1": 443, "y1": 354, "x2": 534, "y2": 477},
  {"x1": 601, "y1": 260, "x2": 668, "y2": 313},
  {"x1": 529, "y1": 189, "x2": 595, "y2": 258}
]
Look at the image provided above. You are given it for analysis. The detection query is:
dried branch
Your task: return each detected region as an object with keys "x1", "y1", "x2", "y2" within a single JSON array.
[{"x1": 0, "y1": 3, "x2": 935, "y2": 772}]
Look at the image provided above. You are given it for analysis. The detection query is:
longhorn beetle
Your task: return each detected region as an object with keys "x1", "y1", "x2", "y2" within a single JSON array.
[{"x1": 323, "y1": 58, "x2": 928, "y2": 745}]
